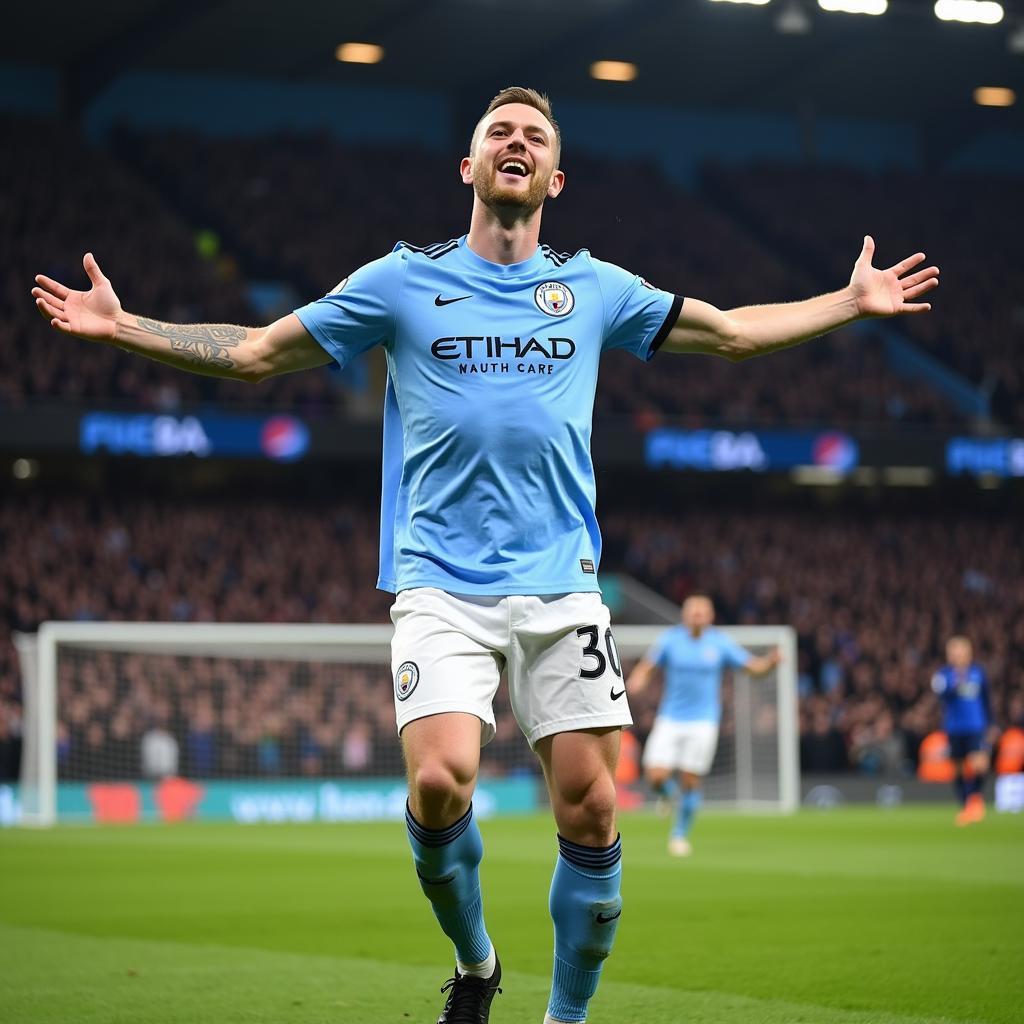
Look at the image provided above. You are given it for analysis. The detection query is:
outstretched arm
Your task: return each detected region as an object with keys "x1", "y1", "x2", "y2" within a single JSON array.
[
  {"x1": 745, "y1": 649, "x2": 782, "y2": 678},
  {"x1": 32, "y1": 253, "x2": 330, "y2": 382},
  {"x1": 662, "y1": 236, "x2": 940, "y2": 361},
  {"x1": 625, "y1": 657, "x2": 659, "y2": 697}
]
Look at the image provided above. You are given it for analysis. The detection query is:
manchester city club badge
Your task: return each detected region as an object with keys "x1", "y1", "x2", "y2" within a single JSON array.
[
  {"x1": 534, "y1": 281, "x2": 575, "y2": 317},
  {"x1": 395, "y1": 660, "x2": 420, "y2": 701}
]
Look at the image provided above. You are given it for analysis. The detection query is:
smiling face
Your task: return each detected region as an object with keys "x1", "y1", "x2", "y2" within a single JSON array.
[{"x1": 462, "y1": 102, "x2": 564, "y2": 217}]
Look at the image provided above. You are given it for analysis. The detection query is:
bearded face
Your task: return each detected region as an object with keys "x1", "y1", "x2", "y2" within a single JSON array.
[
  {"x1": 470, "y1": 147, "x2": 553, "y2": 216},
  {"x1": 464, "y1": 103, "x2": 562, "y2": 218}
]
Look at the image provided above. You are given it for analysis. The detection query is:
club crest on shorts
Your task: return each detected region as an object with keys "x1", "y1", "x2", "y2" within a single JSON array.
[
  {"x1": 534, "y1": 281, "x2": 575, "y2": 317},
  {"x1": 395, "y1": 660, "x2": 420, "y2": 701}
]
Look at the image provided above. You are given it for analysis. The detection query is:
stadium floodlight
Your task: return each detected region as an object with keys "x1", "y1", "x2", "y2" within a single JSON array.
[
  {"x1": 334, "y1": 42, "x2": 385, "y2": 64},
  {"x1": 590, "y1": 60, "x2": 638, "y2": 82},
  {"x1": 818, "y1": 0, "x2": 887, "y2": 14},
  {"x1": 974, "y1": 85, "x2": 1016, "y2": 105},
  {"x1": 934, "y1": 0, "x2": 1004, "y2": 24},
  {"x1": 708, "y1": 0, "x2": 772, "y2": 5}
]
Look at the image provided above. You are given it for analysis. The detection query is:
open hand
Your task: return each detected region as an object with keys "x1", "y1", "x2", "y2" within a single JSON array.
[
  {"x1": 31, "y1": 253, "x2": 122, "y2": 341},
  {"x1": 849, "y1": 236, "x2": 939, "y2": 318}
]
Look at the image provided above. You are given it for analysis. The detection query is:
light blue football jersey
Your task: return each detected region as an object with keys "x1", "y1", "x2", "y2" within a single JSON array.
[
  {"x1": 648, "y1": 626, "x2": 752, "y2": 723},
  {"x1": 294, "y1": 235, "x2": 681, "y2": 595}
]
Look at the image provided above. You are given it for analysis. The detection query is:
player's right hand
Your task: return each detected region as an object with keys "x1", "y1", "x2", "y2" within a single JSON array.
[{"x1": 31, "y1": 253, "x2": 122, "y2": 342}]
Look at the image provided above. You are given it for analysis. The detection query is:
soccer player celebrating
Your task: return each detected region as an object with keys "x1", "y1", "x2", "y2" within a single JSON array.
[
  {"x1": 32, "y1": 87, "x2": 939, "y2": 1023},
  {"x1": 627, "y1": 594, "x2": 781, "y2": 856},
  {"x1": 931, "y1": 635, "x2": 994, "y2": 826}
]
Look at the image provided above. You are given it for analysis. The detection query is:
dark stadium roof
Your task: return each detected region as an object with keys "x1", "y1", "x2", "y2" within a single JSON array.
[{"x1": 6, "y1": 0, "x2": 1023, "y2": 136}]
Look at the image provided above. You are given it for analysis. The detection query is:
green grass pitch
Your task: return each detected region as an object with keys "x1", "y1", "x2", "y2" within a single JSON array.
[{"x1": 2, "y1": 807, "x2": 1022, "y2": 1023}]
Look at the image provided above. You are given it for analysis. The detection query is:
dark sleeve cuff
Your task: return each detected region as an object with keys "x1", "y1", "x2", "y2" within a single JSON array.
[{"x1": 647, "y1": 294, "x2": 685, "y2": 360}]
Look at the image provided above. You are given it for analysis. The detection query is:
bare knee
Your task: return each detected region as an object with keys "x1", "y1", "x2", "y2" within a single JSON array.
[
  {"x1": 409, "y1": 759, "x2": 476, "y2": 828},
  {"x1": 554, "y1": 775, "x2": 618, "y2": 846},
  {"x1": 403, "y1": 713, "x2": 481, "y2": 828}
]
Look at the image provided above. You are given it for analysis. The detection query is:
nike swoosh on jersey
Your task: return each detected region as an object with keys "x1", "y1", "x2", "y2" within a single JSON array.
[
  {"x1": 434, "y1": 293, "x2": 472, "y2": 306},
  {"x1": 610, "y1": 687, "x2": 626, "y2": 701}
]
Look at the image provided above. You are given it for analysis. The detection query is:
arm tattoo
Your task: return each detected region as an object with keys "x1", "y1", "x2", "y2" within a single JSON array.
[{"x1": 136, "y1": 317, "x2": 246, "y2": 369}]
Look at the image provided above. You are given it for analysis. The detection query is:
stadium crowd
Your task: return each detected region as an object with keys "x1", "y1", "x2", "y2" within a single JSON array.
[
  {"x1": 1, "y1": 494, "x2": 1020, "y2": 781},
  {"x1": 2, "y1": 114, "x2": 963, "y2": 427},
  {"x1": 1, "y1": 115, "x2": 343, "y2": 414},
  {"x1": 706, "y1": 162, "x2": 1023, "y2": 426},
  {"x1": 123, "y1": 128, "x2": 961, "y2": 427}
]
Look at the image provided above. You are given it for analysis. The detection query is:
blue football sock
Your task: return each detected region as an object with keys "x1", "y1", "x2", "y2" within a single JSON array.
[
  {"x1": 673, "y1": 788, "x2": 703, "y2": 838},
  {"x1": 406, "y1": 802, "x2": 492, "y2": 966},
  {"x1": 652, "y1": 776, "x2": 680, "y2": 801},
  {"x1": 547, "y1": 834, "x2": 622, "y2": 1023}
]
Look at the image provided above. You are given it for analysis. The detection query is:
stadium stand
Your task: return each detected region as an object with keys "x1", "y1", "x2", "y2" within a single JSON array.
[
  {"x1": 706, "y1": 162, "x2": 1024, "y2": 426},
  {"x1": 2, "y1": 494, "x2": 1020, "y2": 779},
  {"x1": 118, "y1": 125, "x2": 962, "y2": 426},
  {"x1": 1, "y1": 114, "x2": 985, "y2": 425},
  {"x1": 1, "y1": 115, "x2": 342, "y2": 413}
]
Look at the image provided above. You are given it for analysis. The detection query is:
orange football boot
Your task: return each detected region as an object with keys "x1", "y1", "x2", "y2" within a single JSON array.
[
  {"x1": 955, "y1": 793, "x2": 985, "y2": 826},
  {"x1": 965, "y1": 793, "x2": 986, "y2": 822}
]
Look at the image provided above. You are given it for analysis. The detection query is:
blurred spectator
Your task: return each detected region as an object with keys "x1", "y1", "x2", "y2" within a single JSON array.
[
  {"x1": 849, "y1": 710, "x2": 905, "y2": 776},
  {"x1": 0, "y1": 699, "x2": 21, "y2": 781},
  {"x1": 140, "y1": 715, "x2": 180, "y2": 779},
  {"x1": 186, "y1": 696, "x2": 218, "y2": 776},
  {"x1": 342, "y1": 721, "x2": 373, "y2": 774},
  {"x1": 800, "y1": 701, "x2": 849, "y2": 772}
]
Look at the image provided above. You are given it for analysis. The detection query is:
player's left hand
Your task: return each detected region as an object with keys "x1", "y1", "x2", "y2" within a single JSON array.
[{"x1": 849, "y1": 236, "x2": 940, "y2": 318}]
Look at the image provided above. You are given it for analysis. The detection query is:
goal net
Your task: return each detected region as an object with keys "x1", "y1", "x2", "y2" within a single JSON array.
[{"x1": 12, "y1": 622, "x2": 798, "y2": 826}]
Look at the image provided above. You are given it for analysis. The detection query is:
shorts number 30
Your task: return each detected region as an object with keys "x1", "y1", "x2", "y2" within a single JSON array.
[{"x1": 576, "y1": 625, "x2": 623, "y2": 680}]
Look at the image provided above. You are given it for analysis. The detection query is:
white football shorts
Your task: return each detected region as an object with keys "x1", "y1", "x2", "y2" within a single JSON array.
[
  {"x1": 390, "y1": 587, "x2": 632, "y2": 748},
  {"x1": 642, "y1": 718, "x2": 720, "y2": 776}
]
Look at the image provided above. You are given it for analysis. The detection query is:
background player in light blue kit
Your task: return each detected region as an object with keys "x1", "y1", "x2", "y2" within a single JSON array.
[
  {"x1": 627, "y1": 594, "x2": 780, "y2": 856},
  {"x1": 33, "y1": 84, "x2": 940, "y2": 1024},
  {"x1": 931, "y1": 635, "x2": 994, "y2": 826}
]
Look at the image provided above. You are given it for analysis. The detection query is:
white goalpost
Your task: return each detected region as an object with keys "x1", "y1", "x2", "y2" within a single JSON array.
[{"x1": 13, "y1": 621, "x2": 799, "y2": 827}]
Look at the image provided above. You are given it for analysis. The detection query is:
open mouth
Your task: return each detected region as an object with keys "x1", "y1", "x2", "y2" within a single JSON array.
[{"x1": 497, "y1": 158, "x2": 529, "y2": 178}]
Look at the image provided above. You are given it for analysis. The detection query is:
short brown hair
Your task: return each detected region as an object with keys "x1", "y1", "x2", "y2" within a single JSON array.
[{"x1": 471, "y1": 86, "x2": 561, "y2": 162}]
